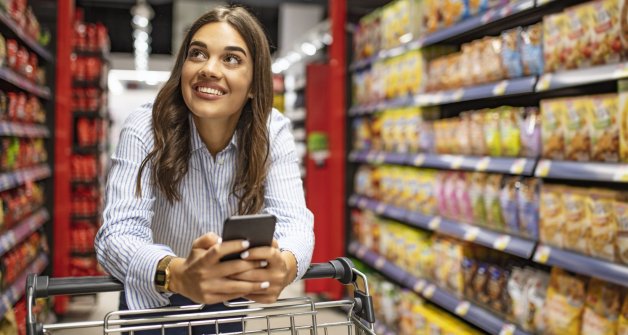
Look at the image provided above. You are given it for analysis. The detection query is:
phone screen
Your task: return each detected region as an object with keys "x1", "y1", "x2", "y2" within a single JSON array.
[{"x1": 220, "y1": 214, "x2": 276, "y2": 261}]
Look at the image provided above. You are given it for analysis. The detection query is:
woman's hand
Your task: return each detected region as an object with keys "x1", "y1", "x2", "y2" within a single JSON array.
[
  {"x1": 168, "y1": 232, "x2": 268, "y2": 305},
  {"x1": 228, "y1": 239, "x2": 297, "y2": 304}
]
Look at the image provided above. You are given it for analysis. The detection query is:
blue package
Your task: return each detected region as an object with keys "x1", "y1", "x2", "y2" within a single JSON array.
[
  {"x1": 520, "y1": 23, "x2": 544, "y2": 76},
  {"x1": 501, "y1": 28, "x2": 524, "y2": 78}
]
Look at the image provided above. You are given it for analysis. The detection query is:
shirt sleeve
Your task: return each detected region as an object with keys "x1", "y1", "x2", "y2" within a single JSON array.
[
  {"x1": 94, "y1": 105, "x2": 175, "y2": 310},
  {"x1": 263, "y1": 110, "x2": 315, "y2": 281}
]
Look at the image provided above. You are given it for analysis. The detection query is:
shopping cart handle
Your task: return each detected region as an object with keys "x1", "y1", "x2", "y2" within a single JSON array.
[
  {"x1": 302, "y1": 257, "x2": 355, "y2": 285},
  {"x1": 27, "y1": 274, "x2": 123, "y2": 298}
]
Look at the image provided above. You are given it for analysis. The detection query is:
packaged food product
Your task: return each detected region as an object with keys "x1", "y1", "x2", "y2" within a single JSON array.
[
  {"x1": 470, "y1": 111, "x2": 488, "y2": 156},
  {"x1": 455, "y1": 172, "x2": 473, "y2": 224},
  {"x1": 619, "y1": 293, "x2": 628, "y2": 335},
  {"x1": 543, "y1": 13, "x2": 567, "y2": 73},
  {"x1": 544, "y1": 268, "x2": 587, "y2": 335},
  {"x1": 563, "y1": 97, "x2": 591, "y2": 161},
  {"x1": 473, "y1": 263, "x2": 490, "y2": 304},
  {"x1": 590, "y1": 0, "x2": 622, "y2": 66},
  {"x1": 518, "y1": 178, "x2": 540, "y2": 239},
  {"x1": 587, "y1": 189, "x2": 618, "y2": 261},
  {"x1": 520, "y1": 23, "x2": 544, "y2": 76},
  {"x1": 487, "y1": 266, "x2": 509, "y2": 314},
  {"x1": 564, "y1": 4, "x2": 590, "y2": 69},
  {"x1": 470, "y1": 172, "x2": 488, "y2": 226},
  {"x1": 589, "y1": 94, "x2": 620, "y2": 162},
  {"x1": 526, "y1": 269, "x2": 550, "y2": 333},
  {"x1": 500, "y1": 176, "x2": 520, "y2": 234},
  {"x1": 619, "y1": 80, "x2": 628, "y2": 162},
  {"x1": 615, "y1": 192, "x2": 628, "y2": 264},
  {"x1": 458, "y1": 112, "x2": 472, "y2": 155},
  {"x1": 484, "y1": 174, "x2": 504, "y2": 230},
  {"x1": 562, "y1": 187, "x2": 590, "y2": 254},
  {"x1": 581, "y1": 278, "x2": 622, "y2": 335},
  {"x1": 508, "y1": 267, "x2": 531, "y2": 328},
  {"x1": 484, "y1": 111, "x2": 502, "y2": 156},
  {"x1": 541, "y1": 98, "x2": 566, "y2": 160},
  {"x1": 500, "y1": 107, "x2": 522, "y2": 157},
  {"x1": 540, "y1": 184, "x2": 565, "y2": 248},
  {"x1": 501, "y1": 28, "x2": 523, "y2": 78},
  {"x1": 442, "y1": 0, "x2": 466, "y2": 28},
  {"x1": 520, "y1": 107, "x2": 541, "y2": 158}
]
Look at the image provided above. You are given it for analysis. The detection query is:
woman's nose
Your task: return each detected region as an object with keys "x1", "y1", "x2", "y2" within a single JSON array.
[{"x1": 200, "y1": 58, "x2": 222, "y2": 78}]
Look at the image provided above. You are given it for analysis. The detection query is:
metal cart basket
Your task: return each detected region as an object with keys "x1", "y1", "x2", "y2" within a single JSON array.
[{"x1": 26, "y1": 257, "x2": 377, "y2": 335}]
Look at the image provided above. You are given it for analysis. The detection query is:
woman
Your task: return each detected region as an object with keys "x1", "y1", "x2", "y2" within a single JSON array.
[{"x1": 95, "y1": 5, "x2": 314, "y2": 334}]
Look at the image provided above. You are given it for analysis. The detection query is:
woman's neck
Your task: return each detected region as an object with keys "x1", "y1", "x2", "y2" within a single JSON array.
[{"x1": 192, "y1": 114, "x2": 239, "y2": 157}]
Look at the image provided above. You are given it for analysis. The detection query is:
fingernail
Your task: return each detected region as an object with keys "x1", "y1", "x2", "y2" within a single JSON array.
[
  {"x1": 260, "y1": 281, "x2": 270, "y2": 289},
  {"x1": 217, "y1": 237, "x2": 222, "y2": 244},
  {"x1": 240, "y1": 251, "x2": 249, "y2": 259},
  {"x1": 260, "y1": 260, "x2": 268, "y2": 267},
  {"x1": 242, "y1": 240, "x2": 250, "y2": 249}
]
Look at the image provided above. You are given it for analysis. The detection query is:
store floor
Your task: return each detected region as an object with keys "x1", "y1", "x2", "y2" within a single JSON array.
[{"x1": 56, "y1": 282, "x2": 351, "y2": 335}]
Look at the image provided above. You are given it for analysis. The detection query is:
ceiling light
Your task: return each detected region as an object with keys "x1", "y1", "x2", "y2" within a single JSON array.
[{"x1": 301, "y1": 42, "x2": 316, "y2": 56}]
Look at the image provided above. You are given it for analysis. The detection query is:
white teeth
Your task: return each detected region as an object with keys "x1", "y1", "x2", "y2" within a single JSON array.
[{"x1": 197, "y1": 86, "x2": 224, "y2": 96}]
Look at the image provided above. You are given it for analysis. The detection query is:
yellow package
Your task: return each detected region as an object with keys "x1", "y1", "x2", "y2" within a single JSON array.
[
  {"x1": 541, "y1": 98, "x2": 566, "y2": 160},
  {"x1": 392, "y1": 111, "x2": 406, "y2": 153},
  {"x1": 404, "y1": 107, "x2": 422, "y2": 153},
  {"x1": 500, "y1": 107, "x2": 522, "y2": 157},
  {"x1": 590, "y1": 94, "x2": 619, "y2": 162},
  {"x1": 458, "y1": 112, "x2": 472, "y2": 155},
  {"x1": 587, "y1": 189, "x2": 618, "y2": 262},
  {"x1": 540, "y1": 184, "x2": 565, "y2": 248},
  {"x1": 381, "y1": 111, "x2": 395, "y2": 152},
  {"x1": 563, "y1": 97, "x2": 592, "y2": 161},
  {"x1": 619, "y1": 80, "x2": 628, "y2": 162},
  {"x1": 407, "y1": 50, "x2": 425, "y2": 95},
  {"x1": 615, "y1": 192, "x2": 628, "y2": 264},
  {"x1": 619, "y1": 295, "x2": 628, "y2": 335},
  {"x1": 581, "y1": 278, "x2": 622, "y2": 335},
  {"x1": 562, "y1": 187, "x2": 590, "y2": 254},
  {"x1": 590, "y1": 0, "x2": 622, "y2": 66},
  {"x1": 543, "y1": 13, "x2": 566, "y2": 73},
  {"x1": 544, "y1": 268, "x2": 587, "y2": 335},
  {"x1": 484, "y1": 111, "x2": 502, "y2": 156}
]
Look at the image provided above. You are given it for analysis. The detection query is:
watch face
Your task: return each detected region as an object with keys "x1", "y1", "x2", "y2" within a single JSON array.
[{"x1": 155, "y1": 271, "x2": 167, "y2": 285}]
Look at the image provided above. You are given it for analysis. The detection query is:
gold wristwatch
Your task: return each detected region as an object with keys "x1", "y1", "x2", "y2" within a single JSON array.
[{"x1": 155, "y1": 255, "x2": 175, "y2": 293}]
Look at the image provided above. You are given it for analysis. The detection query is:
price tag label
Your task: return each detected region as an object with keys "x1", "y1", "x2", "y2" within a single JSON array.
[
  {"x1": 357, "y1": 246, "x2": 367, "y2": 258},
  {"x1": 413, "y1": 154, "x2": 426, "y2": 166},
  {"x1": 374, "y1": 256, "x2": 386, "y2": 270},
  {"x1": 453, "y1": 89, "x2": 465, "y2": 101},
  {"x1": 533, "y1": 245, "x2": 552, "y2": 264},
  {"x1": 464, "y1": 227, "x2": 481, "y2": 242},
  {"x1": 432, "y1": 94, "x2": 443, "y2": 105},
  {"x1": 376, "y1": 203, "x2": 387, "y2": 214},
  {"x1": 455, "y1": 301, "x2": 471, "y2": 316},
  {"x1": 481, "y1": 10, "x2": 493, "y2": 24},
  {"x1": 492, "y1": 80, "x2": 509, "y2": 96},
  {"x1": 451, "y1": 156, "x2": 464, "y2": 169},
  {"x1": 510, "y1": 158, "x2": 527, "y2": 175},
  {"x1": 536, "y1": 74, "x2": 553, "y2": 91},
  {"x1": 613, "y1": 166, "x2": 628, "y2": 182},
  {"x1": 366, "y1": 151, "x2": 378, "y2": 162},
  {"x1": 375, "y1": 152, "x2": 386, "y2": 164},
  {"x1": 423, "y1": 284, "x2": 436, "y2": 298},
  {"x1": 413, "y1": 280, "x2": 426, "y2": 293},
  {"x1": 536, "y1": 160, "x2": 552, "y2": 177},
  {"x1": 493, "y1": 235, "x2": 511, "y2": 251},
  {"x1": 499, "y1": 324, "x2": 516, "y2": 335},
  {"x1": 428, "y1": 216, "x2": 442, "y2": 230},
  {"x1": 475, "y1": 157, "x2": 491, "y2": 171},
  {"x1": 613, "y1": 62, "x2": 628, "y2": 79}
]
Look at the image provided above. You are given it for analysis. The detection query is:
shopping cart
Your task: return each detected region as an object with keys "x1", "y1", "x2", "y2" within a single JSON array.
[{"x1": 25, "y1": 257, "x2": 376, "y2": 335}]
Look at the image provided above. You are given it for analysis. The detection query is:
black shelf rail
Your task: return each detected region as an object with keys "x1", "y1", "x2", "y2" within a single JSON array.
[
  {"x1": 0, "y1": 208, "x2": 49, "y2": 257},
  {"x1": 0, "y1": 252, "x2": 48, "y2": 317},
  {"x1": 0, "y1": 67, "x2": 52, "y2": 99},
  {"x1": 0, "y1": 121, "x2": 50, "y2": 138},
  {"x1": 0, "y1": 164, "x2": 51, "y2": 192}
]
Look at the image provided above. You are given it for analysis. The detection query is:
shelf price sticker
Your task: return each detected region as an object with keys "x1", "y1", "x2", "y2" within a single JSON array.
[
  {"x1": 357, "y1": 246, "x2": 368, "y2": 258},
  {"x1": 536, "y1": 160, "x2": 552, "y2": 177},
  {"x1": 613, "y1": 62, "x2": 628, "y2": 79},
  {"x1": 366, "y1": 151, "x2": 378, "y2": 162},
  {"x1": 453, "y1": 89, "x2": 465, "y2": 101},
  {"x1": 536, "y1": 74, "x2": 553, "y2": 91},
  {"x1": 374, "y1": 256, "x2": 386, "y2": 270},
  {"x1": 492, "y1": 80, "x2": 509, "y2": 96},
  {"x1": 375, "y1": 203, "x2": 387, "y2": 215},
  {"x1": 455, "y1": 301, "x2": 471, "y2": 316},
  {"x1": 613, "y1": 166, "x2": 628, "y2": 182},
  {"x1": 428, "y1": 217, "x2": 442, "y2": 230},
  {"x1": 510, "y1": 158, "x2": 527, "y2": 175},
  {"x1": 464, "y1": 227, "x2": 481, "y2": 242},
  {"x1": 499, "y1": 324, "x2": 516, "y2": 335},
  {"x1": 450, "y1": 156, "x2": 464, "y2": 169},
  {"x1": 423, "y1": 284, "x2": 436, "y2": 299},
  {"x1": 413, "y1": 154, "x2": 426, "y2": 167},
  {"x1": 533, "y1": 245, "x2": 552, "y2": 264},
  {"x1": 493, "y1": 235, "x2": 511, "y2": 251},
  {"x1": 375, "y1": 152, "x2": 386, "y2": 164},
  {"x1": 413, "y1": 280, "x2": 426, "y2": 293},
  {"x1": 475, "y1": 157, "x2": 491, "y2": 172}
]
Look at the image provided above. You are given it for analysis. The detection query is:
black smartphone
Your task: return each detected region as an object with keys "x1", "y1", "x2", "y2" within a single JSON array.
[{"x1": 220, "y1": 214, "x2": 276, "y2": 261}]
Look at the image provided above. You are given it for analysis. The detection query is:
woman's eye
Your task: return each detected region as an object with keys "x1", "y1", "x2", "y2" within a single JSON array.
[
  {"x1": 224, "y1": 54, "x2": 242, "y2": 65},
  {"x1": 187, "y1": 49, "x2": 206, "y2": 60}
]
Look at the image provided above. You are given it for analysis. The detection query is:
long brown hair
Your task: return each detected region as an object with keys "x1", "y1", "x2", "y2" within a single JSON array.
[{"x1": 136, "y1": 6, "x2": 272, "y2": 215}]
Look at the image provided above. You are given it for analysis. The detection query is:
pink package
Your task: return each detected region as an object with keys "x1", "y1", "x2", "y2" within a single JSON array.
[
  {"x1": 435, "y1": 172, "x2": 449, "y2": 218},
  {"x1": 455, "y1": 172, "x2": 473, "y2": 224}
]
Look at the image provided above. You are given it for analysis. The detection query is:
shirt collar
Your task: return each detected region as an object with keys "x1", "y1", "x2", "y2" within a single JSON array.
[{"x1": 189, "y1": 115, "x2": 238, "y2": 152}]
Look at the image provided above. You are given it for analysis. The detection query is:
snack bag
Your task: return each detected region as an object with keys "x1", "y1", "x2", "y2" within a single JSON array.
[
  {"x1": 500, "y1": 176, "x2": 520, "y2": 234},
  {"x1": 526, "y1": 269, "x2": 550, "y2": 334},
  {"x1": 590, "y1": 0, "x2": 622, "y2": 66},
  {"x1": 543, "y1": 13, "x2": 566, "y2": 73},
  {"x1": 590, "y1": 94, "x2": 619, "y2": 162},
  {"x1": 470, "y1": 172, "x2": 488, "y2": 227},
  {"x1": 619, "y1": 80, "x2": 628, "y2": 162},
  {"x1": 620, "y1": 294, "x2": 628, "y2": 335},
  {"x1": 616, "y1": 192, "x2": 628, "y2": 264},
  {"x1": 587, "y1": 189, "x2": 618, "y2": 262},
  {"x1": 581, "y1": 278, "x2": 622, "y2": 335},
  {"x1": 520, "y1": 107, "x2": 541, "y2": 158},
  {"x1": 455, "y1": 172, "x2": 473, "y2": 224},
  {"x1": 540, "y1": 184, "x2": 565, "y2": 248},
  {"x1": 564, "y1": 4, "x2": 588, "y2": 69},
  {"x1": 544, "y1": 268, "x2": 587, "y2": 335},
  {"x1": 484, "y1": 174, "x2": 504, "y2": 230},
  {"x1": 470, "y1": 111, "x2": 488, "y2": 155},
  {"x1": 442, "y1": 0, "x2": 466, "y2": 28},
  {"x1": 571, "y1": 2, "x2": 597, "y2": 69},
  {"x1": 458, "y1": 112, "x2": 472, "y2": 155},
  {"x1": 500, "y1": 107, "x2": 522, "y2": 157},
  {"x1": 541, "y1": 98, "x2": 566, "y2": 160},
  {"x1": 484, "y1": 110, "x2": 502, "y2": 157},
  {"x1": 501, "y1": 28, "x2": 524, "y2": 78},
  {"x1": 562, "y1": 187, "x2": 590, "y2": 254},
  {"x1": 563, "y1": 97, "x2": 592, "y2": 161},
  {"x1": 508, "y1": 267, "x2": 532, "y2": 329},
  {"x1": 521, "y1": 23, "x2": 544, "y2": 76},
  {"x1": 518, "y1": 178, "x2": 540, "y2": 239}
]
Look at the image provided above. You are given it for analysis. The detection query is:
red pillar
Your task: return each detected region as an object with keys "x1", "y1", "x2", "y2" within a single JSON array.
[{"x1": 53, "y1": 0, "x2": 74, "y2": 314}]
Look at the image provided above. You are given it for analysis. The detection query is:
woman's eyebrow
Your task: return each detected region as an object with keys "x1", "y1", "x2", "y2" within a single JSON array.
[
  {"x1": 189, "y1": 40, "x2": 207, "y2": 49},
  {"x1": 225, "y1": 46, "x2": 247, "y2": 56}
]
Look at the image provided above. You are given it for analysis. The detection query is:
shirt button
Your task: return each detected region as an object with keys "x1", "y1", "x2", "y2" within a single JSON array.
[{"x1": 218, "y1": 158, "x2": 224, "y2": 165}]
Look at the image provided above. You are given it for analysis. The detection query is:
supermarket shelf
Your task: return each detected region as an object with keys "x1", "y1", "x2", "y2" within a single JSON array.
[
  {"x1": 348, "y1": 242, "x2": 530, "y2": 335},
  {"x1": 73, "y1": 144, "x2": 106, "y2": 155},
  {"x1": 421, "y1": 0, "x2": 535, "y2": 46},
  {"x1": 349, "y1": 150, "x2": 536, "y2": 176},
  {"x1": 536, "y1": 62, "x2": 628, "y2": 92},
  {"x1": 535, "y1": 159, "x2": 628, "y2": 183},
  {"x1": 348, "y1": 194, "x2": 537, "y2": 259},
  {"x1": 0, "y1": 67, "x2": 51, "y2": 99},
  {"x1": 0, "y1": 252, "x2": 48, "y2": 317},
  {"x1": 71, "y1": 178, "x2": 101, "y2": 186},
  {"x1": 71, "y1": 251, "x2": 96, "y2": 257},
  {"x1": 0, "y1": 11, "x2": 54, "y2": 62},
  {"x1": 0, "y1": 164, "x2": 51, "y2": 192},
  {"x1": 0, "y1": 121, "x2": 50, "y2": 138},
  {"x1": 533, "y1": 245, "x2": 628, "y2": 288},
  {"x1": 0, "y1": 208, "x2": 48, "y2": 256}
]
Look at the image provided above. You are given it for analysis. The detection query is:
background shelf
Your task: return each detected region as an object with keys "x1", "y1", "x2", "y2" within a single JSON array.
[
  {"x1": 0, "y1": 11, "x2": 53, "y2": 62},
  {"x1": 535, "y1": 159, "x2": 628, "y2": 183},
  {"x1": 0, "y1": 67, "x2": 51, "y2": 99},
  {"x1": 0, "y1": 252, "x2": 48, "y2": 318},
  {"x1": 0, "y1": 208, "x2": 49, "y2": 257},
  {"x1": 0, "y1": 121, "x2": 50, "y2": 138},
  {"x1": 0, "y1": 164, "x2": 51, "y2": 192}
]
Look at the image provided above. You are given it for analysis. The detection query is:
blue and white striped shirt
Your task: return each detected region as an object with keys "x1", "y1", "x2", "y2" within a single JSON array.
[{"x1": 95, "y1": 103, "x2": 314, "y2": 310}]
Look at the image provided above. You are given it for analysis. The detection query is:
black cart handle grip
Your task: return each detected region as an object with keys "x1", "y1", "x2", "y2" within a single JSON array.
[{"x1": 27, "y1": 257, "x2": 356, "y2": 298}]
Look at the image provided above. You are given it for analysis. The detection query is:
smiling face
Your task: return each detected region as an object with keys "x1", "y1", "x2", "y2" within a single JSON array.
[{"x1": 181, "y1": 22, "x2": 253, "y2": 125}]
